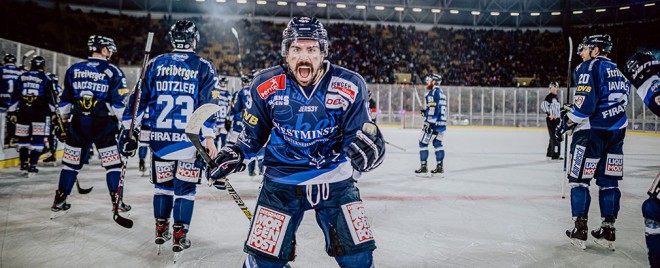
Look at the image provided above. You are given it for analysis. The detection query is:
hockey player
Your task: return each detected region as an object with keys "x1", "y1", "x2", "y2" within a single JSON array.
[
  {"x1": 117, "y1": 20, "x2": 218, "y2": 258},
  {"x1": 541, "y1": 82, "x2": 561, "y2": 159},
  {"x1": 228, "y1": 73, "x2": 264, "y2": 176},
  {"x1": 50, "y1": 35, "x2": 130, "y2": 217},
  {"x1": 7, "y1": 56, "x2": 56, "y2": 176},
  {"x1": 138, "y1": 109, "x2": 151, "y2": 176},
  {"x1": 556, "y1": 34, "x2": 631, "y2": 250},
  {"x1": 414, "y1": 73, "x2": 447, "y2": 176},
  {"x1": 43, "y1": 73, "x2": 62, "y2": 165},
  {"x1": 212, "y1": 76, "x2": 232, "y2": 148},
  {"x1": 207, "y1": 17, "x2": 386, "y2": 268},
  {"x1": 622, "y1": 51, "x2": 660, "y2": 266},
  {"x1": 1, "y1": 53, "x2": 23, "y2": 148},
  {"x1": 368, "y1": 90, "x2": 377, "y2": 123}
]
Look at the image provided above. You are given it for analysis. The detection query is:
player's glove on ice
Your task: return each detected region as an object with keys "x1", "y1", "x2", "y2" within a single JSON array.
[
  {"x1": 207, "y1": 145, "x2": 245, "y2": 184},
  {"x1": 345, "y1": 122, "x2": 386, "y2": 172},
  {"x1": 117, "y1": 127, "x2": 139, "y2": 157}
]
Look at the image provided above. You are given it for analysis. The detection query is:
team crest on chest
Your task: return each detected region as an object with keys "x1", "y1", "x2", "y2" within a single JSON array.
[{"x1": 257, "y1": 74, "x2": 286, "y2": 99}]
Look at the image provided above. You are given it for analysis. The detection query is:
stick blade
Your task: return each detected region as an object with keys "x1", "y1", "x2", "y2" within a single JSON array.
[
  {"x1": 185, "y1": 104, "x2": 223, "y2": 135},
  {"x1": 114, "y1": 213, "x2": 134, "y2": 228}
]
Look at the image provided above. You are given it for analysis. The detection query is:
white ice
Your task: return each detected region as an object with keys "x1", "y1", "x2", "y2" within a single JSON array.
[{"x1": 0, "y1": 127, "x2": 658, "y2": 267}]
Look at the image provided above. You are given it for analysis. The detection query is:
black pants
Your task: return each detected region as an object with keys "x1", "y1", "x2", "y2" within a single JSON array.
[{"x1": 545, "y1": 117, "x2": 561, "y2": 159}]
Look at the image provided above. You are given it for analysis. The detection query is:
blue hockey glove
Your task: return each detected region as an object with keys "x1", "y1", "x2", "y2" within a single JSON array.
[
  {"x1": 420, "y1": 109, "x2": 426, "y2": 117},
  {"x1": 422, "y1": 122, "x2": 433, "y2": 134},
  {"x1": 555, "y1": 113, "x2": 575, "y2": 141},
  {"x1": 345, "y1": 122, "x2": 386, "y2": 172},
  {"x1": 224, "y1": 119, "x2": 232, "y2": 132},
  {"x1": 117, "y1": 127, "x2": 139, "y2": 157},
  {"x1": 207, "y1": 145, "x2": 245, "y2": 184}
]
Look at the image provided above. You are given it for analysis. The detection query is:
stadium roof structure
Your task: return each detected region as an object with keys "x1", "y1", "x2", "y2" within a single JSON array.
[{"x1": 60, "y1": 0, "x2": 659, "y2": 28}]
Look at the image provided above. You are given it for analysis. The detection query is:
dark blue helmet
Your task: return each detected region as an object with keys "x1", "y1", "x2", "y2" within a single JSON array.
[
  {"x1": 3, "y1": 53, "x2": 16, "y2": 64},
  {"x1": 47, "y1": 72, "x2": 59, "y2": 82},
  {"x1": 30, "y1": 55, "x2": 46, "y2": 71},
  {"x1": 425, "y1": 73, "x2": 442, "y2": 85},
  {"x1": 241, "y1": 74, "x2": 252, "y2": 85},
  {"x1": 281, "y1": 17, "x2": 329, "y2": 57},
  {"x1": 218, "y1": 76, "x2": 228, "y2": 87},
  {"x1": 624, "y1": 51, "x2": 657, "y2": 83},
  {"x1": 582, "y1": 34, "x2": 613, "y2": 54},
  {"x1": 170, "y1": 20, "x2": 200, "y2": 50},
  {"x1": 88, "y1": 35, "x2": 117, "y2": 53}
]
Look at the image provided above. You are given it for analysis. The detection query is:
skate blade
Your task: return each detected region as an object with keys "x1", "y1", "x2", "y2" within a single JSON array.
[
  {"x1": 50, "y1": 210, "x2": 68, "y2": 220},
  {"x1": 569, "y1": 238, "x2": 586, "y2": 250},
  {"x1": 157, "y1": 244, "x2": 162, "y2": 255},
  {"x1": 28, "y1": 173, "x2": 37, "y2": 178},
  {"x1": 415, "y1": 173, "x2": 432, "y2": 178},
  {"x1": 173, "y1": 251, "x2": 184, "y2": 264},
  {"x1": 593, "y1": 238, "x2": 615, "y2": 251}
]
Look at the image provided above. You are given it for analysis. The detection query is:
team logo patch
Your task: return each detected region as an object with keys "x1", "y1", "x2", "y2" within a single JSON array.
[
  {"x1": 15, "y1": 124, "x2": 29, "y2": 137},
  {"x1": 140, "y1": 130, "x2": 151, "y2": 142},
  {"x1": 62, "y1": 145, "x2": 82, "y2": 165},
  {"x1": 98, "y1": 146, "x2": 121, "y2": 167},
  {"x1": 604, "y1": 154, "x2": 623, "y2": 176},
  {"x1": 246, "y1": 206, "x2": 291, "y2": 257},
  {"x1": 154, "y1": 161, "x2": 175, "y2": 183},
  {"x1": 257, "y1": 74, "x2": 286, "y2": 99},
  {"x1": 325, "y1": 94, "x2": 348, "y2": 110},
  {"x1": 570, "y1": 145, "x2": 586, "y2": 179},
  {"x1": 330, "y1": 77, "x2": 358, "y2": 101},
  {"x1": 32, "y1": 122, "x2": 47, "y2": 136},
  {"x1": 582, "y1": 158, "x2": 599, "y2": 179},
  {"x1": 341, "y1": 201, "x2": 374, "y2": 244},
  {"x1": 655, "y1": 95, "x2": 660, "y2": 106},
  {"x1": 574, "y1": 95, "x2": 585, "y2": 109},
  {"x1": 176, "y1": 160, "x2": 201, "y2": 182}
]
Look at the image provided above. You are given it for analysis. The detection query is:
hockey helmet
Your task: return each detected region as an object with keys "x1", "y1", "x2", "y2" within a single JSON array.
[
  {"x1": 582, "y1": 34, "x2": 613, "y2": 54},
  {"x1": 624, "y1": 51, "x2": 656, "y2": 82},
  {"x1": 240, "y1": 74, "x2": 252, "y2": 85},
  {"x1": 88, "y1": 35, "x2": 117, "y2": 53},
  {"x1": 549, "y1": 82, "x2": 559, "y2": 89},
  {"x1": 425, "y1": 73, "x2": 442, "y2": 85},
  {"x1": 170, "y1": 20, "x2": 200, "y2": 50},
  {"x1": 218, "y1": 76, "x2": 228, "y2": 87},
  {"x1": 281, "y1": 17, "x2": 329, "y2": 57},
  {"x1": 47, "y1": 72, "x2": 59, "y2": 83},
  {"x1": 30, "y1": 55, "x2": 46, "y2": 71},
  {"x1": 3, "y1": 53, "x2": 17, "y2": 64}
]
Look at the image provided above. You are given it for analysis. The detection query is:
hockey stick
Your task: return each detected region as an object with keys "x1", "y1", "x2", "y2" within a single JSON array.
[
  {"x1": 231, "y1": 27, "x2": 244, "y2": 76},
  {"x1": 185, "y1": 104, "x2": 253, "y2": 220},
  {"x1": 386, "y1": 141, "x2": 406, "y2": 152},
  {"x1": 561, "y1": 37, "x2": 573, "y2": 199},
  {"x1": 113, "y1": 32, "x2": 154, "y2": 229},
  {"x1": 76, "y1": 179, "x2": 93, "y2": 194}
]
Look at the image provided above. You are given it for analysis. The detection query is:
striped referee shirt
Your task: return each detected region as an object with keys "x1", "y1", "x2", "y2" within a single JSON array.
[{"x1": 541, "y1": 93, "x2": 561, "y2": 118}]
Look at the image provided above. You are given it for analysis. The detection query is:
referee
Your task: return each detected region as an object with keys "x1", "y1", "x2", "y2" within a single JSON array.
[{"x1": 541, "y1": 82, "x2": 562, "y2": 159}]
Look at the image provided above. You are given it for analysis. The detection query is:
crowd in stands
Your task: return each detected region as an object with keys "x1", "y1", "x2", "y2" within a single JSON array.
[{"x1": 2, "y1": 1, "x2": 658, "y2": 87}]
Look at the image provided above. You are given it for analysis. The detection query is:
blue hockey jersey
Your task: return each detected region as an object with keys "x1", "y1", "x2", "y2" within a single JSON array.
[
  {"x1": 211, "y1": 88, "x2": 232, "y2": 131},
  {"x1": 237, "y1": 61, "x2": 372, "y2": 185},
  {"x1": 60, "y1": 57, "x2": 129, "y2": 119},
  {"x1": 122, "y1": 50, "x2": 217, "y2": 160},
  {"x1": 230, "y1": 86, "x2": 251, "y2": 123},
  {"x1": 0, "y1": 64, "x2": 23, "y2": 109},
  {"x1": 569, "y1": 56, "x2": 631, "y2": 131},
  {"x1": 8, "y1": 70, "x2": 55, "y2": 115},
  {"x1": 424, "y1": 86, "x2": 447, "y2": 132}
]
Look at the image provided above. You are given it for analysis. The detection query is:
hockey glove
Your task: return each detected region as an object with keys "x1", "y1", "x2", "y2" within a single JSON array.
[
  {"x1": 555, "y1": 113, "x2": 575, "y2": 141},
  {"x1": 420, "y1": 109, "x2": 426, "y2": 117},
  {"x1": 345, "y1": 122, "x2": 386, "y2": 172},
  {"x1": 224, "y1": 119, "x2": 232, "y2": 132},
  {"x1": 207, "y1": 145, "x2": 245, "y2": 183},
  {"x1": 7, "y1": 112, "x2": 17, "y2": 124},
  {"x1": 53, "y1": 122, "x2": 68, "y2": 142},
  {"x1": 422, "y1": 122, "x2": 434, "y2": 135},
  {"x1": 117, "y1": 127, "x2": 139, "y2": 157}
]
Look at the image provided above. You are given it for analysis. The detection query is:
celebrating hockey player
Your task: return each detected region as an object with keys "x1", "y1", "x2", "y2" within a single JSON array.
[
  {"x1": 7, "y1": 56, "x2": 56, "y2": 176},
  {"x1": 1, "y1": 53, "x2": 23, "y2": 148},
  {"x1": 541, "y1": 82, "x2": 562, "y2": 160},
  {"x1": 622, "y1": 51, "x2": 660, "y2": 266},
  {"x1": 50, "y1": 35, "x2": 130, "y2": 217},
  {"x1": 368, "y1": 90, "x2": 377, "y2": 123},
  {"x1": 414, "y1": 73, "x2": 446, "y2": 176},
  {"x1": 207, "y1": 16, "x2": 385, "y2": 267},
  {"x1": 117, "y1": 20, "x2": 219, "y2": 258},
  {"x1": 556, "y1": 34, "x2": 631, "y2": 250}
]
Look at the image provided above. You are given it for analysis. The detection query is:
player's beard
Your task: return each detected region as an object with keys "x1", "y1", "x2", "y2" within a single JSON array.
[
  {"x1": 426, "y1": 83, "x2": 434, "y2": 90},
  {"x1": 292, "y1": 61, "x2": 322, "y2": 87}
]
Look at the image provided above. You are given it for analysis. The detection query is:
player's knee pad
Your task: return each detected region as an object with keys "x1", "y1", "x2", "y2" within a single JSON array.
[
  {"x1": 334, "y1": 249, "x2": 374, "y2": 268},
  {"x1": 175, "y1": 158, "x2": 202, "y2": 183},
  {"x1": 97, "y1": 146, "x2": 121, "y2": 168}
]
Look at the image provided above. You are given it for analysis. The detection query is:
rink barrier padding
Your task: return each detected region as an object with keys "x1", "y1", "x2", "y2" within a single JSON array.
[{"x1": 0, "y1": 150, "x2": 64, "y2": 169}]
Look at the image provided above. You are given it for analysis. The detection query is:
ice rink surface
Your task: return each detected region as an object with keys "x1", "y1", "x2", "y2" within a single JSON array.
[{"x1": 0, "y1": 126, "x2": 659, "y2": 268}]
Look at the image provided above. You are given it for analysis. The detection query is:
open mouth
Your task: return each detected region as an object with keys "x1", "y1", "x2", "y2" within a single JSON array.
[{"x1": 297, "y1": 66, "x2": 312, "y2": 79}]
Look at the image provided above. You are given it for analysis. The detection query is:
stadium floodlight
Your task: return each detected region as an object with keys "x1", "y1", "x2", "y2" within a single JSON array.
[
  {"x1": 645, "y1": 3, "x2": 655, "y2": 7},
  {"x1": 551, "y1": 11, "x2": 561, "y2": 15},
  {"x1": 572, "y1": 10, "x2": 583, "y2": 14},
  {"x1": 336, "y1": 3, "x2": 346, "y2": 8},
  {"x1": 619, "y1": 6, "x2": 630, "y2": 10},
  {"x1": 450, "y1": 10, "x2": 459, "y2": 14},
  {"x1": 510, "y1": 12, "x2": 520, "y2": 16},
  {"x1": 431, "y1": 9, "x2": 441, "y2": 13},
  {"x1": 236, "y1": 0, "x2": 247, "y2": 3},
  {"x1": 394, "y1": 7, "x2": 405, "y2": 11},
  {"x1": 471, "y1": 11, "x2": 480, "y2": 15},
  {"x1": 296, "y1": 2, "x2": 306, "y2": 6},
  {"x1": 412, "y1": 8, "x2": 422, "y2": 12},
  {"x1": 196, "y1": 0, "x2": 205, "y2": 2},
  {"x1": 490, "y1": 12, "x2": 500, "y2": 16},
  {"x1": 317, "y1": 3, "x2": 326, "y2": 7},
  {"x1": 256, "y1": 0, "x2": 266, "y2": 4},
  {"x1": 595, "y1": 8, "x2": 606, "y2": 12},
  {"x1": 277, "y1": 1, "x2": 286, "y2": 5},
  {"x1": 375, "y1": 6, "x2": 385, "y2": 10},
  {"x1": 216, "y1": 0, "x2": 225, "y2": 2},
  {"x1": 530, "y1": 12, "x2": 540, "y2": 16},
  {"x1": 356, "y1": 5, "x2": 366, "y2": 9}
]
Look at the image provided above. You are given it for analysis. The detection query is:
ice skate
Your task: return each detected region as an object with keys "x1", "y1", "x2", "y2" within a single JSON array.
[
  {"x1": 139, "y1": 159, "x2": 146, "y2": 176},
  {"x1": 43, "y1": 154, "x2": 57, "y2": 166},
  {"x1": 110, "y1": 192, "x2": 132, "y2": 214},
  {"x1": 566, "y1": 216, "x2": 588, "y2": 250},
  {"x1": 430, "y1": 162, "x2": 444, "y2": 177},
  {"x1": 50, "y1": 190, "x2": 71, "y2": 219},
  {"x1": 414, "y1": 163, "x2": 430, "y2": 177},
  {"x1": 27, "y1": 166, "x2": 39, "y2": 177},
  {"x1": 172, "y1": 223, "x2": 190, "y2": 263},
  {"x1": 591, "y1": 216, "x2": 616, "y2": 251},
  {"x1": 155, "y1": 218, "x2": 171, "y2": 255},
  {"x1": 20, "y1": 162, "x2": 28, "y2": 176}
]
